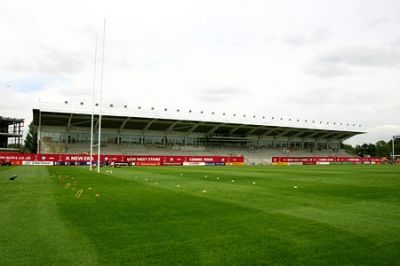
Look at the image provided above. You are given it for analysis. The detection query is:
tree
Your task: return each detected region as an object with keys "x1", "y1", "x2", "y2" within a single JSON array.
[
  {"x1": 24, "y1": 121, "x2": 37, "y2": 153},
  {"x1": 343, "y1": 138, "x2": 400, "y2": 159},
  {"x1": 341, "y1": 142, "x2": 356, "y2": 154},
  {"x1": 375, "y1": 140, "x2": 390, "y2": 157},
  {"x1": 355, "y1": 143, "x2": 376, "y2": 157}
]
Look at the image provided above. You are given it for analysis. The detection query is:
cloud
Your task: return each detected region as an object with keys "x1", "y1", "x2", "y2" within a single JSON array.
[
  {"x1": 0, "y1": 86, "x2": 38, "y2": 121},
  {"x1": 1, "y1": 0, "x2": 400, "y2": 147},
  {"x1": 197, "y1": 87, "x2": 246, "y2": 103},
  {"x1": 4, "y1": 74, "x2": 70, "y2": 93},
  {"x1": 304, "y1": 63, "x2": 352, "y2": 77},
  {"x1": 7, "y1": 46, "x2": 90, "y2": 75},
  {"x1": 305, "y1": 45, "x2": 400, "y2": 77},
  {"x1": 392, "y1": 38, "x2": 400, "y2": 48},
  {"x1": 283, "y1": 27, "x2": 332, "y2": 47},
  {"x1": 365, "y1": 18, "x2": 389, "y2": 29},
  {"x1": 319, "y1": 46, "x2": 400, "y2": 68},
  {"x1": 345, "y1": 124, "x2": 400, "y2": 146}
]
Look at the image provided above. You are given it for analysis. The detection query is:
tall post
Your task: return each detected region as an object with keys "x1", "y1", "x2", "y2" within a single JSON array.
[
  {"x1": 37, "y1": 99, "x2": 41, "y2": 154},
  {"x1": 90, "y1": 36, "x2": 97, "y2": 171},
  {"x1": 98, "y1": 18, "x2": 106, "y2": 173}
]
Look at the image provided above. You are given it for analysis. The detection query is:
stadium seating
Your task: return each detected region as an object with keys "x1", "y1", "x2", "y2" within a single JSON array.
[{"x1": 42, "y1": 142, "x2": 355, "y2": 165}]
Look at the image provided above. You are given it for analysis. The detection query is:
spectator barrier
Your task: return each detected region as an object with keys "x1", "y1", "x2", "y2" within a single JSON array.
[
  {"x1": 271, "y1": 156, "x2": 382, "y2": 165},
  {"x1": 0, "y1": 153, "x2": 244, "y2": 166}
]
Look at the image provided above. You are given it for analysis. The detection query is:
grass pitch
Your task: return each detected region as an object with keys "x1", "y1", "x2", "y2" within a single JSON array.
[{"x1": 1, "y1": 165, "x2": 400, "y2": 265}]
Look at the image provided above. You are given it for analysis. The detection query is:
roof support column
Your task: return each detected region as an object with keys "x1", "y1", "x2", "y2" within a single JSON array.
[{"x1": 37, "y1": 109, "x2": 42, "y2": 154}]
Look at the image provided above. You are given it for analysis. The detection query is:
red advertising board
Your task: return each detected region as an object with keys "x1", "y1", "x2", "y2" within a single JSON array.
[
  {"x1": 271, "y1": 156, "x2": 382, "y2": 165},
  {"x1": 0, "y1": 153, "x2": 244, "y2": 166},
  {"x1": 0, "y1": 152, "x2": 383, "y2": 166}
]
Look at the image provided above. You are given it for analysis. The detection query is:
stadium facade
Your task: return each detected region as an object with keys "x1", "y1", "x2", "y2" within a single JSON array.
[{"x1": 32, "y1": 101, "x2": 366, "y2": 159}]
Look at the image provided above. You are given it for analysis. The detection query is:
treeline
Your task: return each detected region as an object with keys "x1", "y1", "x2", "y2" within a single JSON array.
[{"x1": 342, "y1": 139, "x2": 400, "y2": 158}]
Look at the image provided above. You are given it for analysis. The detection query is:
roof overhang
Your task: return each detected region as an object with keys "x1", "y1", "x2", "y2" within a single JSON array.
[{"x1": 33, "y1": 104, "x2": 366, "y2": 142}]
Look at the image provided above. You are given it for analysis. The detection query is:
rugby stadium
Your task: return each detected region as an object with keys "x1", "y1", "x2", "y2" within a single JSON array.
[{"x1": 22, "y1": 101, "x2": 374, "y2": 165}]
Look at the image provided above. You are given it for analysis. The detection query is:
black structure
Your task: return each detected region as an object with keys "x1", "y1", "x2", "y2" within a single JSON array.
[{"x1": 0, "y1": 116, "x2": 24, "y2": 152}]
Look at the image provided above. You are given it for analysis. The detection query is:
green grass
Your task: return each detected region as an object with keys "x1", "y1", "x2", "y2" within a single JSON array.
[{"x1": 1, "y1": 165, "x2": 400, "y2": 265}]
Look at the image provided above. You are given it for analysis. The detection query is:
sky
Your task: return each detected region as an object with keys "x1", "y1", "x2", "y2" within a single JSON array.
[{"x1": 1, "y1": 0, "x2": 399, "y2": 146}]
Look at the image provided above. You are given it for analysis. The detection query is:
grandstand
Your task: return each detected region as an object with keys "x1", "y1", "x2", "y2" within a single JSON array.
[
  {"x1": 0, "y1": 116, "x2": 24, "y2": 152},
  {"x1": 32, "y1": 101, "x2": 366, "y2": 164}
]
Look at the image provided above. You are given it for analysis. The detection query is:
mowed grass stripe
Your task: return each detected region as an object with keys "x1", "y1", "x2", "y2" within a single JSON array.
[
  {"x1": 1, "y1": 165, "x2": 400, "y2": 265},
  {"x1": 0, "y1": 166, "x2": 99, "y2": 266},
  {"x1": 49, "y1": 167, "x2": 329, "y2": 265}
]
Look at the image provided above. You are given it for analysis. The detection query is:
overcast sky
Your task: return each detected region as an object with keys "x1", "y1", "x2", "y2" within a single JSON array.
[{"x1": 1, "y1": 0, "x2": 399, "y2": 146}]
